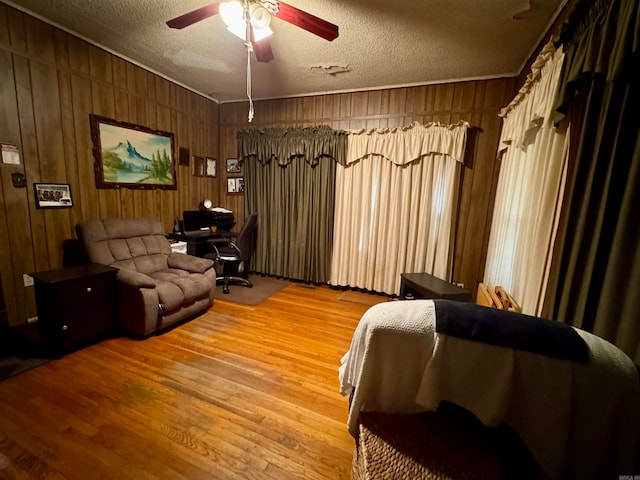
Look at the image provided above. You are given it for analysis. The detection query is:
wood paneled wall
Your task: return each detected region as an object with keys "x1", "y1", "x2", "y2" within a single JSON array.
[
  {"x1": 219, "y1": 78, "x2": 517, "y2": 296},
  {"x1": 0, "y1": 3, "x2": 221, "y2": 327},
  {"x1": 0, "y1": 2, "x2": 521, "y2": 326}
]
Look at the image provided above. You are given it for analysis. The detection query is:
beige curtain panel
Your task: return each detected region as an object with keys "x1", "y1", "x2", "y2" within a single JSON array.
[
  {"x1": 484, "y1": 43, "x2": 568, "y2": 315},
  {"x1": 330, "y1": 122, "x2": 469, "y2": 295}
]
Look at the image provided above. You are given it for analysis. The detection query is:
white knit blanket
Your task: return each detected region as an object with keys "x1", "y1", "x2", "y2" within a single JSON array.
[{"x1": 339, "y1": 300, "x2": 640, "y2": 480}]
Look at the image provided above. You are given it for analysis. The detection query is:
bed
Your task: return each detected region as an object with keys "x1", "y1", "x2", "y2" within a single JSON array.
[{"x1": 339, "y1": 299, "x2": 640, "y2": 479}]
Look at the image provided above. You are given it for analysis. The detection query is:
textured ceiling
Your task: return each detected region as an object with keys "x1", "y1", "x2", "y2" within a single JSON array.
[{"x1": 5, "y1": 0, "x2": 566, "y2": 103}]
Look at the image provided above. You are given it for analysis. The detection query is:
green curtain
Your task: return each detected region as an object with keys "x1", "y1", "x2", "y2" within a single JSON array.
[
  {"x1": 543, "y1": 0, "x2": 640, "y2": 361},
  {"x1": 238, "y1": 126, "x2": 348, "y2": 283}
]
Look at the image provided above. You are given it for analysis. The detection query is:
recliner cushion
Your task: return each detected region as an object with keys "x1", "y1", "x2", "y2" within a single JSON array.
[
  {"x1": 133, "y1": 252, "x2": 171, "y2": 274},
  {"x1": 78, "y1": 217, "x2": 172, "y2": 268},
  {"x1": 149, "y1": 269, "x2": 212, "y2": 312}
]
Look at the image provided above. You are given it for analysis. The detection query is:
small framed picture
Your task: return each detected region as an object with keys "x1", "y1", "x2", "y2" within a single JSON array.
[
  {"x1": 178, "y1": 146, "x2": 190, "y2": 166},
  {"x1": 205, "y1": 157, "x2": 217, "y2": 178},
  {"x1": 34, "y1": 183, "x2": 73, "y2": 208},
  {"x1": 192, "y1": 156, "x2": 205, "y2": 177},
  {"x1": 227, "y1": 177, "x2": 244, "y2": 194},
  {"x1": 226, "y1": 158, "x2": 241, "y2": 174}
]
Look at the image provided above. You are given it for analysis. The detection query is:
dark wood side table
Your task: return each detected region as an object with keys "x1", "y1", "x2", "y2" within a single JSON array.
[
  {"x1": 30, "y1": 263, "x2": 118, "y2": 358},
  {"x1": 400, "y1": 272, "x2": 472, "y2": 302}
]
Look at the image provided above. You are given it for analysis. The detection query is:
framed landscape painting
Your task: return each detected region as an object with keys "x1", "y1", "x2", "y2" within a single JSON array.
[{"x1": 90, "y1": 115, "x2": 177, "y2": 190}]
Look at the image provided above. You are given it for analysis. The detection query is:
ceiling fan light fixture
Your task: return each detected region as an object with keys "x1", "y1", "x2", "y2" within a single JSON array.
[
  {"x1": 249, "y1": 3, "x2": 272, "y2": 42},
  {"x1": 220, "y1": 1, "x2": 245, "y2": 39},
  {"x1": 249, "y1": 4, "x2": 271, "y2": 30},
  {"x1": 225, "y1": 21, "x2": 247, "y2": 41},
  {"x1": 252, "y1": 25, "x2": 273, "y2": 42}
]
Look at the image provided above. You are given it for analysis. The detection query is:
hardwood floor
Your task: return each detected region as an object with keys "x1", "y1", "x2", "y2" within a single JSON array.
[{"x1": 0, "y1": 285, "x2": 388, "y2": 479}]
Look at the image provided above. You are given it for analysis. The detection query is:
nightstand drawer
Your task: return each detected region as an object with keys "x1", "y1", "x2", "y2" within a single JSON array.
[{"x1": 57, "y1": 276, "x2": 114, "y2": 308}]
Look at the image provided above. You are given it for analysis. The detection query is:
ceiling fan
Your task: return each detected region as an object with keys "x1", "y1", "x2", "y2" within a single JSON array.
[
  {"x1": 167, "y1": 1, "x2": 339, "y2": 122},
  {"x1": 166, "y1": 1, "x2": 340, "y2": 63}
]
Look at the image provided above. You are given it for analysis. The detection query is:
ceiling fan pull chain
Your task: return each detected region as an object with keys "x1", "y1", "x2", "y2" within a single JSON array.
[
  {"x1": 243, "y1": 1, "x2": 254, "y2": 123},
  {"x1": 246, "y1": 46, "x2": 254, "y2": 123}
]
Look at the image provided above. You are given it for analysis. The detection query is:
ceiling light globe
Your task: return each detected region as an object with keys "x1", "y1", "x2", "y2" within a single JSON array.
[
  {"x1": 249, "y1": 4, "x2": 271, "y2": 30},
  {"x1": 252, "y1": 25, "x2": 273, "y2": 42},
  {"x1": 220, "y1": 1, "x2": 244, "y2": 26}
]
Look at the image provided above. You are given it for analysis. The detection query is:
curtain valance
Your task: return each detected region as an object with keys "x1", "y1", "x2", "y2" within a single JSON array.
[
  {"x1": 237, "y1": 125, "x2": 348, "y2": 167},
  {"x1": 498, "y1": 43, "x2": 565, "y2": 153},
  {"x1": 554, "y1": 0, "x2": 639, "y2": 116},
  {"x1": 347, "y1": 121, "x2": 469, "y2": 167}
]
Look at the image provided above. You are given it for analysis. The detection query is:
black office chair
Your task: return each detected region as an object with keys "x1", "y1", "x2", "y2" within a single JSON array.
[{"x1": 206, "y1": 214, "x2": 257, "y2": 294}]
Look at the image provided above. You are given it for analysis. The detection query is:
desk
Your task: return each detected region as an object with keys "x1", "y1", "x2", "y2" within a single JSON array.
[
  {"x1": 167, "y1": 232, "x2": 229, "y2": 257},
  {"x1": 400, "y1": 272, "x2": 472, "y2": 302}
]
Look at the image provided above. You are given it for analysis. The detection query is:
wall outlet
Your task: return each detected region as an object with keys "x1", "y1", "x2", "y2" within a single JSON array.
[
  {"x1": 26, "y1": 316, "x2": 38, "y2": 325},
  {"x1": 23, "y1": 273, "x2": 34, "y2": 287}
]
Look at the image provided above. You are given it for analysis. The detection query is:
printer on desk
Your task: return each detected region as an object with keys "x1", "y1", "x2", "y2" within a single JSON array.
[{"x1": 182, "y1": 209, "x2": 235, "y2": 237}]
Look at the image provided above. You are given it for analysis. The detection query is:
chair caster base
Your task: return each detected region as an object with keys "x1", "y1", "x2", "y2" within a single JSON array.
[{"x1": 215, "y1": 275, "x2": 252, "y2": 294}]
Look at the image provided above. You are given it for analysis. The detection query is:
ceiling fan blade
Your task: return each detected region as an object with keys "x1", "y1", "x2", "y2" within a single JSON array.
[
  {"x1": 274, "y1": 1, "x2": 339, "y2": 41},
  {"x1": 166, "y1": 3, "x2": 221, "y2": 29},
  {"x1": 252, "y1": 37, "x2": 275, "y2": 63}
]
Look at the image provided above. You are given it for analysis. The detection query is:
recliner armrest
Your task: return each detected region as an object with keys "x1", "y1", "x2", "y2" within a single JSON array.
[
  {"x1": 117, "y1": 268, "x2": 156, "y2": 289},
  {"x1": 168, "y1": 253, "x2": 215, "y2": 273}
]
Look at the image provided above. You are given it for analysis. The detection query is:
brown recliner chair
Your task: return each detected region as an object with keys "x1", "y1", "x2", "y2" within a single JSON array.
[{"x1": 76, "y1": 217, "x2": 216, "y2": 337}]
